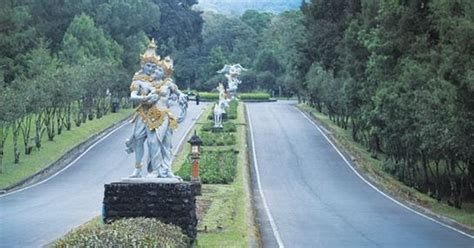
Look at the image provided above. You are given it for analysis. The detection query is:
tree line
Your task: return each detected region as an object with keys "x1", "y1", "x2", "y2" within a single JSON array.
[
  {"x1": 189, "y1": 1, "x2": 472, "y2": 209},
  {"x1": 291, "y1": 0, "x2": 473, "y2": 208},
  {"x1": 0, "y1": 0, "x2": 203, "y2": 171}
]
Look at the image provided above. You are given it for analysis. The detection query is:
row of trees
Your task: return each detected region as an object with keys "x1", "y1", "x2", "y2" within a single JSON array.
[
  {"x1": 191, "y1": 1, "x2": 472, "y2": 209},
  {"x1": 291, "y1": 0, "x2": 473, "y2": 208},
  {"x1": 0, "y1": 0, "x2": 203, "y2": 172}
]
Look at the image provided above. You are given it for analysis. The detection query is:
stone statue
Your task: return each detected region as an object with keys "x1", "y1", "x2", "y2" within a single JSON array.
[
  {"x1": 125, "y1": 39, "x2": 187, "y2": 179},
  {"x1": 213, "y1": 83, "x2": 228, "y2": 128},
  {"x1": 217, "y1": 64, "x2": 247, "y2": 99}
]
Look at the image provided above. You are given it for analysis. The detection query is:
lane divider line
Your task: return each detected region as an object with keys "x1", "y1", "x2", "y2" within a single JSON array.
[
  {"x1": 0, "y1": 121, "x2": 129, "y2": 198},
  {"x1": 296, "y1": 107, "x2": 474, "y2": 239},
  {"x1": 246, "y1": 105, "x2": 286, "y2": 248}
]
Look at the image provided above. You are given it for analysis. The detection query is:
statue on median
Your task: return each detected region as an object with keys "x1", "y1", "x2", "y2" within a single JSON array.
[
  {"x1": 125, "y1": 39, "x2": 187, "y2": 179},
  {"x1": 217, "y1": 64, "x2": 247, "y2": 100},
  {"x1": 213, "y1": 83, "x2": 228, "y2": 128}
]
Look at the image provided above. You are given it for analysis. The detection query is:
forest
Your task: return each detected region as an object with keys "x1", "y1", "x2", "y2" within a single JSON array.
[{"x1": 1, "y1": 0, "x2": 473, "y2": 208}]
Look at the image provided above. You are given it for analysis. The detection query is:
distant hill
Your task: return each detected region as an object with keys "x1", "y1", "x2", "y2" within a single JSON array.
[{"x1": 195, "y1": 0, "x2": 302, "y2": 15}]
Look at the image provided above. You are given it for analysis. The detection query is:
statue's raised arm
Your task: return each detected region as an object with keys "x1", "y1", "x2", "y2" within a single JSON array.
[{"x1": 217, "y1": 64, "x2": 247, "y2": 100}]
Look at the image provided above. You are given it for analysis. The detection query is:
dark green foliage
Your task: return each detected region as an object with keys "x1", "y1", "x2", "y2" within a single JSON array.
[
  {"x1": 52, "y1": 218, "x2": 189, "y2": 247},
  {"x1": 201, "y1": 122, "x2": 237, "y2": 133},
  {"x1": 297, "y1": 0, "x2": 474, "y2": 208},
  {"x1": 176, "y1": 150, "x2": 238, "y2": 184}
]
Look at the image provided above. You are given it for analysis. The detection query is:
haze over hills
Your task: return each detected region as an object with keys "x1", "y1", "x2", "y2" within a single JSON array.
[{"x1": 195, "y1": 0, "x2": 302, "y2": 15}]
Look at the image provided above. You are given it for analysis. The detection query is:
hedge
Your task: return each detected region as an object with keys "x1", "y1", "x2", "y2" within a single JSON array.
[
  {"x1": 201, "y1": 122, "x2": 237, "y2": 133},
  {"x1": 52, "y1": 218, "x2": 189, "y2": 248},
  {"x1": 198, "y1": 92, "x2": 270, "y2": 101},
  {"x1": 176, "y1": 150, "x2": 237, "y2": 184},
  {"x1": 200, "y1": 131, "x2": 236, "y2": 146},
  {"x1": 239, "y1": 92, "x2": 270, "y2": 100}
]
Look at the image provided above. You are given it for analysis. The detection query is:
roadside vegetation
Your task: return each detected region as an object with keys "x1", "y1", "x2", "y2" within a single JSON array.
[
  {"x1": 0, "y1": 108, "x2": 132, "y2": 190},
  {"x1": 197, "y1": 92, "x2": 271, "y2": 101},
  {"x1": 299, "y1": 104, "x2": 474, "y2": 228},
  {"x1": 1, "y1": 0, "x2": 203, "y2": 178},
  {"x1": 291, "y1": 1, "x2": 474, "y2": 214},
  {"x1": 174, "y1": 101, "x2": 256, "y2": 247}
]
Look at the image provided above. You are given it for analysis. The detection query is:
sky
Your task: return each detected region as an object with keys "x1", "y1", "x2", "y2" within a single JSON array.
[{"x1": 195, "y1": 0, "x2": 301, "y2": 15}]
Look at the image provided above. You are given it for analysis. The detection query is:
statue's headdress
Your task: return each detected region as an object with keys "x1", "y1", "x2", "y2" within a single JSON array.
[{"x1": 140, "y1": 39, "x2": 174, "y2": 77}]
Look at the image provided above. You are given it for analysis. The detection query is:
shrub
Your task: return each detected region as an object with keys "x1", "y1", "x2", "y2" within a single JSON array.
[
  {"x1": 198, "y1": 92, "x2": 219, "y2": 100},
  {"x1": 200, "y1": 131, "x2": 236, "y2": 146},
  {"x1": 201, "y1": 122, "x2": 237, "y2": 133},
  {"x1": 227, "y1": 100, "x2": 238, "y2": 119},
  {"x1": 176, "y1": 150, "x2": 237, "y2": 184},
  {"x1": 52, "y1": 218, "x2": 189, "y2": 248},
  {"x1": 239, "y1": 92, "x2": 271, "y2": 100}
]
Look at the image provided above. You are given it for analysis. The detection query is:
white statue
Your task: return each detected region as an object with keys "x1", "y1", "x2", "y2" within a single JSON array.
[
  {"x1": 217, "y1": 64, "x2": 247, "y2": 99},
  {"x1": 125, "y1": 39, "x2": 187, "y2": 179},
  {"x1": 213, "y1": 83, "x2": 228, "y2": 128}
]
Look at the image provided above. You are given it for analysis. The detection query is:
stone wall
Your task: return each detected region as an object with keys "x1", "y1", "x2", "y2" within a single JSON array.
[{"x1": 103, "y1": 182, "x2": 198, "y2": 242}]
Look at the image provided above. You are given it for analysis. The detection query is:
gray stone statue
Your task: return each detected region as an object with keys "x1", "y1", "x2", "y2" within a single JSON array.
[
  {"x1": 125, "y1": 39, "x2": 187, "y2": 179},
  {"x1": 213, "y1": 83, "x2": 228, "y2": 128},
  {"x1": 217, "y1": 64, "x2": 247, "y2": 99}
]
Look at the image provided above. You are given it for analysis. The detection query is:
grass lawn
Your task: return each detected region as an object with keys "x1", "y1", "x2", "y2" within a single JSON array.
[
  {"x1": 297, "y1": 104, "x2": 474, "y2": 229},
  {"x1": 0, "y1": 109, "x2": 133, "y2": 189}
]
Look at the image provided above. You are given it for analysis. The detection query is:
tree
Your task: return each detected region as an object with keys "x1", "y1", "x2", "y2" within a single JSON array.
[
  {"x1": 0, "y1": 3, "x2": 37, "y2": 83},
  {"x1": 59, "y1": 14, "x2": 123, "y2": 65},
  {"x1": 150, "y1": 0, "x2": 203, "y2": 52}
]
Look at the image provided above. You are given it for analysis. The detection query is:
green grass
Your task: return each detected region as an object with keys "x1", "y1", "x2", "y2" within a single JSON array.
[
  {"x1": 298, "y1": 104, "x2": 474, "y2": 229},
  {"x1": 0, "y1": 109, "x2": 133, "y2": 189}
]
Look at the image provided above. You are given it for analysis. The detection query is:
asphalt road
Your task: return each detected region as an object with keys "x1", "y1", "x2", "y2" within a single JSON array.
[
  {"x1": 0, "y1": 102, "x2": 207, "y2": 248},
  {"x1": 247, "y1": 101, "x2": 473, "y2": 248}
]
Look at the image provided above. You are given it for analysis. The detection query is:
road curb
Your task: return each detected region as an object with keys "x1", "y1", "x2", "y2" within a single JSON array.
[
  {"x1": 242, "y1": 103, "x2": 261, "y2": 248},
  {"x1": 296, "y1": 105, "x2": 474, "y2": 238},
  {"x1": 0, "y1": 114, "x2": 132, "y2": 195}
]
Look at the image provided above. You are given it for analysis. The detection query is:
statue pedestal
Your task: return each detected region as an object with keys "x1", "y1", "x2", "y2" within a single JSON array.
[{"x1": 103, "y1": 181, "x2": 200, "y2": 242}]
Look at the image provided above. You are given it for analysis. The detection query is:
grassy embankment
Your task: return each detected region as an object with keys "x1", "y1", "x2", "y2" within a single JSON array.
[
  {"x1": 173, "y1": 101, "x2": 256, "y2": 247},
  {"x1": 0, "y1": 109, "x2": 133, "y2": 190},
  {"x1": 298, "y1": 104, "x2": 474, "y2": 229}
]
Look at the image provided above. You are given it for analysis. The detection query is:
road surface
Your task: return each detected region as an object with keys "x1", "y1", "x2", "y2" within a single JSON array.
[
  {"x1": 247, "y1": 101, "x2": 473, "y2": 248},
  {"x1": 0, "y1": 102, "x2": 207, "y2": 248}
]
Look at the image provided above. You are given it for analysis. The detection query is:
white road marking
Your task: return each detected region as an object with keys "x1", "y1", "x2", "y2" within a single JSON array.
[
  {"x1": 0, "y1": 121, "x2": 129, "y2": 198},
  {"x1": 246, "y1": 106, "x2": 286, "y2": 248},
  {"x1": 1, "y1": 105, "x2": 206, "y2": 199},
  {"x1": 174, "y1": 106, "x2": 205, "y2": 155},
  {"x1": 296, "y1": 107, "x2": 474, "y2": 239}
]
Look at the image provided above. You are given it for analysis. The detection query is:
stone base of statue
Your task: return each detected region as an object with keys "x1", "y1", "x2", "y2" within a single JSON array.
[{"x1": 102, "y1": 180, "x2": 200, "y2": 242}]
